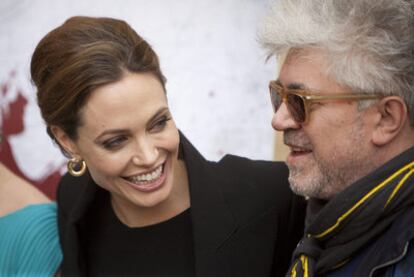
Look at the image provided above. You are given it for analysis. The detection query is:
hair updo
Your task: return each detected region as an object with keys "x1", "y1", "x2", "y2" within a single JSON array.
[{"x1": 31, "y1": 16, "x2": 166, "y2": 155}]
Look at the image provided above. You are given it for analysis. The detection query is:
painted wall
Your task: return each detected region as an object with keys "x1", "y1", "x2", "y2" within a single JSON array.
[{"x1": 0, "y1": 0, "x2": 280, "y2": 198}]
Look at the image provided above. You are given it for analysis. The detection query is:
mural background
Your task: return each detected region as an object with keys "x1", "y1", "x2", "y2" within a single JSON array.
[{"x1": 0, "y1": 0, "x2": 278, "y2": 199}]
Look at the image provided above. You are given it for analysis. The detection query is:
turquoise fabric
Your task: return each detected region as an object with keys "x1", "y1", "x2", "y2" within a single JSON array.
[{"x1": 0, "y1": 203, "x2": 62, "y2": 276}]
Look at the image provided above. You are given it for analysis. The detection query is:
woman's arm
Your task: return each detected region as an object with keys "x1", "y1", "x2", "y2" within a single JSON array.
[{"x1": 0, "y1": 163, "x2": 50, "y2": 217}]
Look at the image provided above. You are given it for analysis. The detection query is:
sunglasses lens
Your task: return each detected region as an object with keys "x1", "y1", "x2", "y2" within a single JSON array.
[
  {"x1": 269, "y1": 82, "x2": 307, "y2": 123},
  {"x1": 269, "y1": 87, "x2": 282, "y2": 112},
  {"x1": 286, "y1": 94, "x2": 306, "y2": 123}
]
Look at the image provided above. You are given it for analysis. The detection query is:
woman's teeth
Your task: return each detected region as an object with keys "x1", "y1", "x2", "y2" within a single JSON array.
[{"x1": 127, "y1": 165, "x2": 163, "y2": 183}]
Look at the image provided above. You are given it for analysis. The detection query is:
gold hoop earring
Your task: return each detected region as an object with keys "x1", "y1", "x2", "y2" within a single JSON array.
[{"x1": 67, "y1": 159, "x2": 87, "y2": 177}]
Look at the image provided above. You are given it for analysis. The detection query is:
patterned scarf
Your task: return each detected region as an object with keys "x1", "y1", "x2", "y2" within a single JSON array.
[{"x1": 287, "y1": 148, "x2": 414, "y2": 277}]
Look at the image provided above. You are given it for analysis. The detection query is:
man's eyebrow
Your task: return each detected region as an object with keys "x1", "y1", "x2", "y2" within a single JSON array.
[{"x1": 276, "y1": 80, "x2": 307, "y2": 90}]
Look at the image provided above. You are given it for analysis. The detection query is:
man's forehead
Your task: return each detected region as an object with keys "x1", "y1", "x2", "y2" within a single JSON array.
[
  {"x1": 283, "y1": 47, "x2": 326, "y2": 67},
  {"x1": 278, "y1": 48, "x2": 325, "y2": 86},
  {"x1": 278, "y1": 48, "x2": 350, "y2": 93}
]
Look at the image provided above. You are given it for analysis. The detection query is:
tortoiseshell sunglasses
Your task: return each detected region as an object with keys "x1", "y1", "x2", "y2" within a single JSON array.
[{"x1": 269, "y1": 81, "x2": 382, "y2": 124}]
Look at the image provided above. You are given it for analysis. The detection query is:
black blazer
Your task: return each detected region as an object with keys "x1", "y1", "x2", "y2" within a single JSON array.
[{"x1": 57, "y1": 133, "x2": 305, "y2": 277}]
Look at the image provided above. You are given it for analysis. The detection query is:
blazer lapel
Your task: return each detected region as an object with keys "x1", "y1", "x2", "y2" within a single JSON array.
[
  {"x1": 180, "y1": 133, "x2": 237, "y2": 277},
  {"x1": 62, "y1": 173, "x2": 98, "y2": 277}
]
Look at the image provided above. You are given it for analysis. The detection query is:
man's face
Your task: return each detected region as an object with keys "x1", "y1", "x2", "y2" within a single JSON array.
[{"x1": 271, "y1": 49, "x2": 378, "y2": 199}]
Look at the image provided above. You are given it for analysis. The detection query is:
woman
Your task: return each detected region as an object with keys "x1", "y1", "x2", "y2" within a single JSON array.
[
  {"x1": 0, "y1": 136, "x2": 61, "y2": 275},
  {"x1": 31, "y1": 16, "x2": 305, "y2": 277}
]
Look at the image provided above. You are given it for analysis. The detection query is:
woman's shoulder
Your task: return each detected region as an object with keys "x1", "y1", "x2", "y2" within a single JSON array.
[
  {"x1": 57, "y1": 171, "x2": 93, "y2": 215},
  {"x1": 218, "y1": 154, "x2": 288, "y2": 172},
  {"x1": 0, "y1": 203, "x2": 62, "y2": 275},
  {"x1": 212, "y1": 154, "x2": 305, "y2": 228},
  {"x1": 216, "y1": 154, "x2": 289, "y2": 188},
  {"x1": 0, "y1": 203, "x2": 58, "y2": 233},
  {"x1": 0, "y1": 164, "x2": 50, "y2": 217},
  {"x1": 215, "y1": 155, "x2": 294, "y2": 205}
]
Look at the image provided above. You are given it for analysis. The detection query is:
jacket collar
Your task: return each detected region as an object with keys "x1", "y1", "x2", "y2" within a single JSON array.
[{"x1": 176, "y1": 132, "x2": 238, "y2": 276}]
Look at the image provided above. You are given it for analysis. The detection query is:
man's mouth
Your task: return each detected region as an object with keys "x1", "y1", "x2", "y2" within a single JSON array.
[
  {"x1": 289, "y1": 146, "x2": 312, "y2": 156},
  {"x1": 284, "y1": 130, "x2": 312, "y2": 155}
]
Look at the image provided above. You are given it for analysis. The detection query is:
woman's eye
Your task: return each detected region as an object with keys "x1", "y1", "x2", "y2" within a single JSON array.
[
  {"x1": 151, "y1": 116, "x2": 171, "y2": 131},
  {"x1": 102, "y1": 136, "x2": 127, "y2": 150}
]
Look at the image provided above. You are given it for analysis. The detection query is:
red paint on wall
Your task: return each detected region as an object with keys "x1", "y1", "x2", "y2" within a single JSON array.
[{"x1": 0, "y1": 71, "x2": 62, "y2": 200}]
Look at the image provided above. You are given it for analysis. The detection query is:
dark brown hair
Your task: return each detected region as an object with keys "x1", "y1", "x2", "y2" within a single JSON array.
[{"x1": 31, "y1": 16, "x2": 166, "y2": 155}]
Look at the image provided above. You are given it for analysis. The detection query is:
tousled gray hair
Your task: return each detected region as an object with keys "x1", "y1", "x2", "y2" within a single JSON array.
[{"x1": 259, "y1": 0, "x2": 414, "y2": 124}]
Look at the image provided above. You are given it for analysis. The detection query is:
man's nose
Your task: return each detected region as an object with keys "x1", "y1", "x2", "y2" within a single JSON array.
[{"x1": 271, "y1": 102, "x2": 301, "y2": 131}]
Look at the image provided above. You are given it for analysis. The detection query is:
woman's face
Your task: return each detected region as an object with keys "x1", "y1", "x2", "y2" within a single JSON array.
[{"x1": 59, "y1": 72, "x2": 180, "y2": 209}]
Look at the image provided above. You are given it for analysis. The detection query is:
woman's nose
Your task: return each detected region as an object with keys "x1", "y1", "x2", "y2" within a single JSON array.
[{"x1": 131, "y1": 137, "x2": 158, "y2": 166}]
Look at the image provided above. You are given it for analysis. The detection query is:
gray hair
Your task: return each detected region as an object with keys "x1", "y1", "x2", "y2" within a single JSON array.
[{"x1": 259, "y1": 0, "x2": 414, "y2": 124}]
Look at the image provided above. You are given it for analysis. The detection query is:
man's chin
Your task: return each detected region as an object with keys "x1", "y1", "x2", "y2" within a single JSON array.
[
  {"x1": 288, "y1": 177, "x2": 326, "y2": 199},
  {"x1": 289, "y1": 180, "x2": 311, "y2": 197}
]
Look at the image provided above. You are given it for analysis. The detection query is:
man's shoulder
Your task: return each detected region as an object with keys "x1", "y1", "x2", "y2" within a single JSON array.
[
  {"x1": 372, "y1": 234, "x2": 414, "y2": 276},
  {"x1": 391, "y1": 239, "x2": 414, "y2": 276},
  {"x1": 370, "y1": 207, "x2": 414, "y2": 275},
  {"x1": 327, "y1": 207, "x2": 414, "y2": 276}
]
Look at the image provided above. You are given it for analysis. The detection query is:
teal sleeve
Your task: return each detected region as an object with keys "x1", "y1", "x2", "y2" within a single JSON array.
[{"x1": 0, "y1": 203, "x2": 62, "y2": 276}]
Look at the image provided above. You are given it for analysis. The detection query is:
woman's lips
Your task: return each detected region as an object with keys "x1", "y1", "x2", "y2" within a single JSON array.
[{"x1": 123, "y1": 163, "x2": 167, "y2": 192}]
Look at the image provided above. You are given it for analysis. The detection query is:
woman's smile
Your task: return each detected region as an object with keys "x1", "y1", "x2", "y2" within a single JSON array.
[{"x1": 123, "y1": 163, "x2": 167, "y2": 193}]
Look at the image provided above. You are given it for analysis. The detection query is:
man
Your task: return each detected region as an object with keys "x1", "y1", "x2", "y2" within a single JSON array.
[{"x1": 260, "y1": 0, "x2": 414, "y2": 276}]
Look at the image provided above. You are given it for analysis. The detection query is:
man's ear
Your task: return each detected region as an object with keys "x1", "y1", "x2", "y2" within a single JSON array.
[
  {"x1": 371, "y1": 96, "x2": 408, "y2": 146},
  {"x1": 50, "y1": 125, "x2": 80, "y2": 158}
]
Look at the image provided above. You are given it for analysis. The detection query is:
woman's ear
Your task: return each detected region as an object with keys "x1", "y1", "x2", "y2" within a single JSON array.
[
  {"x1": 371, "y1": 96, "x2": 408, "y2": 146},
  {"x1": 50, "y1": 125, "x2": 80, "y2": 158}
]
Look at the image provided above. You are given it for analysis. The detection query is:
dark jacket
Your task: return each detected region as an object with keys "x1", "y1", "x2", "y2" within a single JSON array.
[
  {"x1": 326, "y1": 148, "x2": 414, "y2": 277},
  {"x1": 57, "y1": 133, "x2": 306, "y2": 276},
  {"x1": 327, "y1": 208, "x2": 414, "y2": 277}
]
